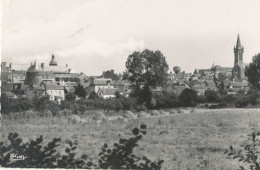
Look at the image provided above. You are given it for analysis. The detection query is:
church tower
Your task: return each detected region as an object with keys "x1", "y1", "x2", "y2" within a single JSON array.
[
  {"x1": 232, "y1": 34, "x2": 245, "y2": 80},
  {"x1": 233, "y1": 34, "x2": 244, "y2": 66}
]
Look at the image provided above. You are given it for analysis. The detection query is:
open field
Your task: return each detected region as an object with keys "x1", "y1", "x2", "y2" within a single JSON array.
[{"x1": 1, "y1": 108, "x2": 260, "y2": 170}]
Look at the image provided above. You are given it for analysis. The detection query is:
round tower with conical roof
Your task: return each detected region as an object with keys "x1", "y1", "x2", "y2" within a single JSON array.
[{"x1": 25, "y1": 60, "x2": 43, "y2": 85}]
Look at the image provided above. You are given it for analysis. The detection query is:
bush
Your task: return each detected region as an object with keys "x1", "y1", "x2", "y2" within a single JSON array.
[
  {"x1": 205, "y1": 90, "x2": 219, "y2": 103},
  {"x1": 96, "y1": 124, "x2": 164, "y2": 169},
  {"x1": 178, "y1": 89, "x2": 198, "y2": 107},
  {"x1": 224, "y1": 132, "x2": 260, "y2": 170},
  {"x1": 65, "y1": 92, "x2": 75, "y2": 101},
  {"x1": 235, "y1": 95, "x2": 250, "y2": 108},
  {"x1": 247, "y1": 88, "x2": 260, "y2": 106},
  {"x1": 0, "y1": 125, "x2": 164, "y2": 169},
  {"x1": 1, "y1": 94, "x2": 32, "y2": 114}
]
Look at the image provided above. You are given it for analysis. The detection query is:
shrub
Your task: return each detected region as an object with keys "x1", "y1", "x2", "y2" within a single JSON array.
[
  {"x1": 65, "y1": 92, "x2": 76, "y2": 101},
  {"x1": 235, "y1": 95, "x2": 250, "y2": 108},
  {"x1": 0, "y1": 125, "x2": 164, "y2": 169},
  {"x1": 178, "y1": 88, "x2": 198, "y2": 107},
  {"x1": 1, "y1": 95, "x2": 32, "y2": 114},
  {"x1": 205, "y1": 90, "x2": 219, "y2": 103},
  {"x1": 247, "y1": 88, "x2": 260, "y2": 106},
  {"x1": 96, "y1": 124, "x2": 164, "y2": 169},
  {"x1": 224, "y1": 132, "x2": 260, "y2": 170}
]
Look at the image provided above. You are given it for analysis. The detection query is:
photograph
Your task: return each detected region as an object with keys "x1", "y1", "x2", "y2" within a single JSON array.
[{"x1": 1, "y1": 0, "x2": 260, "y2": 169}]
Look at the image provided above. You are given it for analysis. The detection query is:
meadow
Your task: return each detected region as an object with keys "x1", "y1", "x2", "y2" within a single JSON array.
[{"x1": 1, "y1": 108, "x2": 260, "y2": 170}]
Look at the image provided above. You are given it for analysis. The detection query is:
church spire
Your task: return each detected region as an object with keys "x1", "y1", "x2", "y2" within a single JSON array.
[{"x1": 236, "y1": 34, "x2": 241, "y2": 48}]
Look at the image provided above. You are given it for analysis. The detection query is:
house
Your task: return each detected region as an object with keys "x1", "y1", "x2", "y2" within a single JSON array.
[
  {"x1": 204, "y1": 80, "x2": 218, "y2": 91},
  {"x1": 228, "y1": 81, "x2": 249, "y2": 93},
  {"x1": 78, "y1": 72, "x2": 88, "y2": 82},
  {"x1": 97, "y1": 88, "x2": 120, "y2": 99},
  {"x1": 163, "y1": 83, "x2": 189, "y2": 96},
  {"x1": 24, "y1": 85, "x2": 46, "y2": 100},
  {"x1": 189, "y1": 80, "x2": 208, "y2": 95},
  {"x1": 149, "y1": 86, "x2": 163, "y2": 95},
  {"x1": 44, "y1": 83, "x2": 65, "y2": 101},
  {"x1": 89, "y1": 78, "x2": 114, "y2": 93}
]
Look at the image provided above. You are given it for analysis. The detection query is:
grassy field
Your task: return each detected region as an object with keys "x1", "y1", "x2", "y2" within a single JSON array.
[{"x1": 1, "y1": 108, "x2": 260, "y2": 170}]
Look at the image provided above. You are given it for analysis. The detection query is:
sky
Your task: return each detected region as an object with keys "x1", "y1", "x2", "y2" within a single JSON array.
[{"x1": 1, "y1": 0, "x2": 260, "y2": 75}]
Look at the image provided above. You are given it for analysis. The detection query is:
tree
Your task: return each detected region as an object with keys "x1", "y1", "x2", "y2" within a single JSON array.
[
  {"x1": 65, "y1": 92, "x2": 76, "y2": 101},
  {"x1": 178, "y1": 89, "x2": 198, "y2": 107},
  {"x1": 123, "y1": 49, "x2": 169, "y2": 107},
  {"x1": 123, "y1": 49, "x2": 169, "y2": 91},
  {"x1": 89, "y1": 91, "x2": 98, "y2": 100},
  {"x1": 205, "y1": 90, "x2": 219, "y2": 103},
  {"x1": 75, "y1": 84, "x2": 86, "y2": 98},
  {"x1": 245, "y1": 53, "x2": 260, "y2": 90}
]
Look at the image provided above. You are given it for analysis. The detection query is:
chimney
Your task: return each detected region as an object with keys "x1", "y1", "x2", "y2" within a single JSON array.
[
  {"x1": 41, "y1": 63, "x2": 45, "y2": 70},
  {"x1": 66, "y1": 64, "x2": 68, "y2": 68},
  {"x1": 9, "y1": 63, "x2": 12, "y2": 70},
  {"x1": 68, "y1": 69, "x2": 71, "y2": 73}
]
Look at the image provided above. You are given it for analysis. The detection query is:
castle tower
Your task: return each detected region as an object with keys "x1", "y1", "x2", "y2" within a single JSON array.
[
  {"x1": 49, "y1": 54, "x2": 58, "y2": 66},
  {"x1": 232, "y1": 34, "x2": 245, "y2": 80},
  {"x1": 25, "y1": 60, "x2": 43, "y2": 85}
]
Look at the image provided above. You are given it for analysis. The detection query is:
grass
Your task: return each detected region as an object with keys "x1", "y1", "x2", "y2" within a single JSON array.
[{"x1": 1, "y1": 108, "x2": 260, "y2": 170}]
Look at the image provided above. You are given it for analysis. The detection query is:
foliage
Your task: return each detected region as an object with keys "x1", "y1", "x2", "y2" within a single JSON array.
[
  {"x1": 96, "y1": 124, "x2": 164, "y2": 169},
  {"x1": 224, "y1": 132, "x2": 260, "y2": 170},
  {"x1": 65, "y1": 92, "x2": 76, "y2": 101},
  {"x1": 178, "y1": 88, "x2": 198, "y2": 107},
  {"x1": 152, "y1": 91, "x2": 178, "y2": 109},
  {"x1": 0, "y1": 125, "x2": 164, "y2": 169},
  {"x1": 89, "y1": 91, "x2": 99, "y2": 100},
  {"x1": 205, "y1": 90, "x2": 219, "y2": 103},
  {"x1": 119, "y1": 97, "x2": 137, "y2": 112},
  {"x1": 33, "y1": 96, "x2": 59, "y2": 114},
  {"x1": 102, "y1": 70, "x2": 120, "y2": 81},
  {"x1": 247, "y1": 88, "x2": 260, "y2": 106},
  {"x1": 1, "y1": 94, "x2": 32, "y2": 114},
  {"x1": 123, "y1": 49, "x2": 169, "y2": 91},
  {"x1": 75, "y1": 84, "x2": 86, "y2": 98},
  {"x1": 245, "y1": 53, "x2": 260, "y2": 90},
  {"x1": 0, "y1": 133, "x2": 94, "y2": 168},
  {"x1": 138, "y1": 85, "x2": 152, "y2": 108}
]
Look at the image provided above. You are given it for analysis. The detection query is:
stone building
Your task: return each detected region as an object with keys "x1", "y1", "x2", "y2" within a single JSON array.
[{"x1": 232, "y1": 34, "x2": 248, "y2": 80}]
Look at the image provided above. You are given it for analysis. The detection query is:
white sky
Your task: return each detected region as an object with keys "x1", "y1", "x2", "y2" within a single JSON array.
[{"x1": 1, "y1": 0, "x2": 260, "y2": 75}]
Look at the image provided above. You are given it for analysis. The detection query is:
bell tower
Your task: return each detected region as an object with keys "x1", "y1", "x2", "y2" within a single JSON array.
[
  {"x1": 232, "y1": 34, "x2": 245, "y2": 80},
  {"x1": 233, "y1": 34, "x2": 244, "y2": 67}
]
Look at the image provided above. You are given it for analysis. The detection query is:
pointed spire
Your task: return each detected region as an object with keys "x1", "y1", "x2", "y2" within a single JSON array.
[
  {"x1": 236, "y1": 34, "x2": 241, "y2": 48},
  {"x1": 34, "y1": 60, "x2": 39, "y2": 70}
]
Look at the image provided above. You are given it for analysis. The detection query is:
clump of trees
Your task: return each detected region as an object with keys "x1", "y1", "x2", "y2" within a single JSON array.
[
  {"x1": 0, "y1": 124, "x2": 164, "y2": 169},
  {"x1": 245, "y1": 53, "x2": 260, "y2": 90},
  {"x1": 123, "y1": 49, "x2": 169, "y2": 108}
]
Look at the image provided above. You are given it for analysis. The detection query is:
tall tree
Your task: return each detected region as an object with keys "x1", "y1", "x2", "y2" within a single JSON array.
[
  {"x1": 123, "y1": 49, "x2": 169, "y2": 90},
  {"x1": 245, "y1": 53, "x2": 260, "y2": 90}
]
